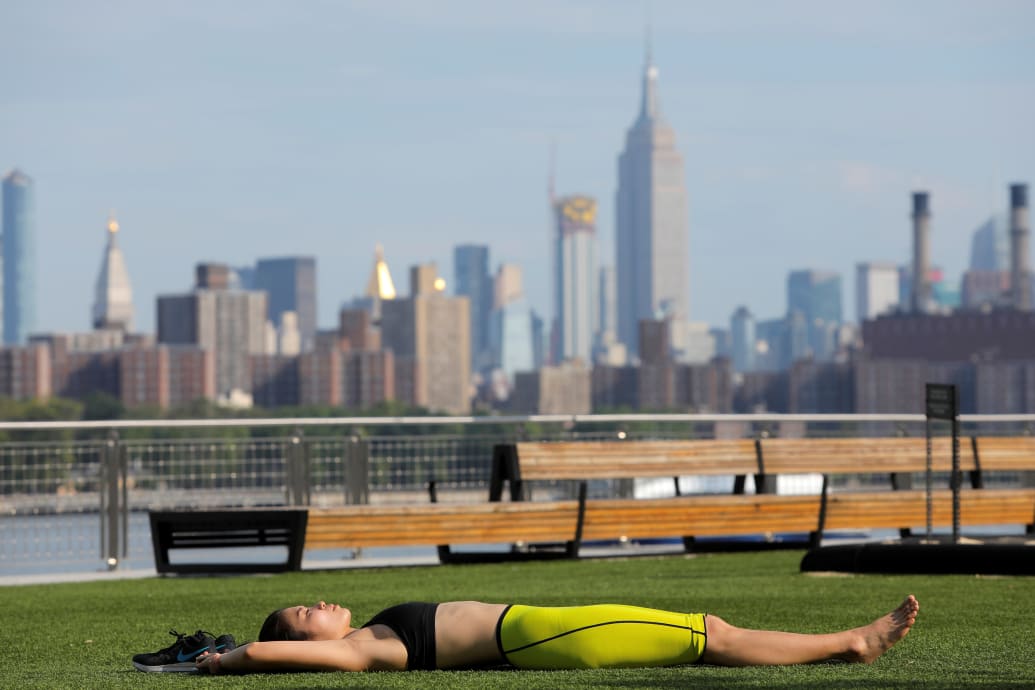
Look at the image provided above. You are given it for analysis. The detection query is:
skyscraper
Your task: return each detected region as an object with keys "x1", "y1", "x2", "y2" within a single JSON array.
[
  {"x1": 254, "y1": 257, "x2": 317, "y2": 351},
  {"x1": 856, "y1": 262, "x2": 899, "y2": 322},
  {"x1": 969, "y1": 215, "x2": 1008, "y2": 272},
  {"x1": 488, "y1": 263, "x2": 534, "y2": 386},
  {"x1": 615, "y1": 48, "x2": 688, "y2": 357},
  {"x1": 92, "y1": 215, "x2": 134, "y2": 332},
  {"x1": 962, "y1": 215, "x2": 1010, "y2": 309},
  {"x1": 453, "y1": 244, "x2": 491, "y2": 372},
  {"x1": 2, "y1": 169, "x2": 35, "y2": 344},
  {"x1": 730, "y1": 306, "x2": 756, "y2": 373},
  {"x1": 787, "y1": 270, "x2": 842, "y2": 360},
  {"x1": 553, "y1": 195, "x2": 597, "y2": 363}
]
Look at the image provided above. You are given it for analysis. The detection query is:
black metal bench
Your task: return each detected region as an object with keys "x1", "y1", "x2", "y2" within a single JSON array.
[{"x1": 149, "y1": 509, "x2": 308, "y2": 575}]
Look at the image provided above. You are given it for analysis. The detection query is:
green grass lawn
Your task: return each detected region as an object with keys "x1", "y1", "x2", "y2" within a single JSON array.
[{"x1": 2, "y1": 551, "x2": 1032, "y2": 689}]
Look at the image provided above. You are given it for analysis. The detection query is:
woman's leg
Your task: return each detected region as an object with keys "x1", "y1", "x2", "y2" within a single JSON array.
[
  {"x1": 499, "y1": 604, "x2": 707, "y2": 669},
  {"x1": 701, "y1": 595, "x2": 919, "y2": 666}
]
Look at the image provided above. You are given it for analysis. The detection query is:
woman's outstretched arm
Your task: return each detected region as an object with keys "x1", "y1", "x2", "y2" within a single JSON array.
[{"x1": 196, "y1": 639, "x2": 395, "y2": 674}]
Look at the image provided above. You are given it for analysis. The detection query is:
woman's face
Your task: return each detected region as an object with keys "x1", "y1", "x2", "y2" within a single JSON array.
[{"x1": 283, "y1": 601, "x2": 352, "y2": 640}]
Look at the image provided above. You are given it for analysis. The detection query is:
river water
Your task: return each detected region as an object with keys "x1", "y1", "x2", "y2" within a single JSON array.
[{"x1": 0, "y1": 511, "x2": 414, "y2": 577}]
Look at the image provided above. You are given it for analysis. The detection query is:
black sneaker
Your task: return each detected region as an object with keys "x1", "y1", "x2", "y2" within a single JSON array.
[
  {"x1": 132, "y1": 629, "x2": 216, "y2": 673},
  {"x1": 214, "y1": 633, "x2": 237, "y2": 653}
]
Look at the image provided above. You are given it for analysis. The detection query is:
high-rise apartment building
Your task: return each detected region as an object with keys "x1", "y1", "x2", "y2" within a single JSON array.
[
  {"x1": 453, "y1": 244, "x2": 492, "y2": 372},
  {"x1": 254, "y1": 257, "x2": 317, "y2": 351},
  {"x1": 511, "y1": 361, "x2": 591, "y2": 414},
  {"x1": 553, "y1": 195, "x2": 597, "y2": 363},
  {"x1": 856, "y1": 262, "x2": 899, "y2": 322},
  {"x1": 250, "y1": 354, "x2": 300, "y2": 408},
  {"x1": 381, "y1": 264, "x2": 470, "y2": 414},
  {"x1": 0, "y1": 342, "x2": 51, "y2": 399},
  {"x1": 615, "y1": 51, "x2": 688, "y2": 357},
  {"x1": 119, "y1": 345, "x2": 215, "y2": 409},
  {"x1": 92, "y1": 215, "x2": 134, "y2": 332},
  {"x1": 157, "y1": 264, "x2": 268, "y2": 396},
  {"x1": 2, "y1": 169, "x2": 35, "y2": 344}
]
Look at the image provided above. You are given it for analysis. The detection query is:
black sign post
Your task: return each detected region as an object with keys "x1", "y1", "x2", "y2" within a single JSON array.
[{"x1": 925, "y1": 383, "x2": 960, "y2": 543}]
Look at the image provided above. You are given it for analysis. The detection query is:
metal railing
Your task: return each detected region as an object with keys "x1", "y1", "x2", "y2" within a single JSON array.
[{"x1": 1, "y1": 413, "x2": 1031, "y2": 576}]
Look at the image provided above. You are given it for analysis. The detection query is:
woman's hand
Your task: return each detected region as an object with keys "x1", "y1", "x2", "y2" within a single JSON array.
[{"x1": 196, "y1": 650, "x2": 223, "y2": 674}]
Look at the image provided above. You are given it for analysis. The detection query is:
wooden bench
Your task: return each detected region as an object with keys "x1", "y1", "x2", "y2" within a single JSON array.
[
  {"x1": 149, "y1": 508, "x2": 308, "y2": 575},
  {"x1": 490, "y1": 436, "x2": 1035, "y2": 553},
  {"x1": 491, "y1": 439, "x2": 813, "y2": 550},
  {"x1": 764, "y1": 436, "x2": 1035, "y2": 539},
  {"x1": 490, "y1": 439, "x2": 764, "y2": 500},
  {"x1": 305, "y1": 484, "x2": 587, "y2": 564}
]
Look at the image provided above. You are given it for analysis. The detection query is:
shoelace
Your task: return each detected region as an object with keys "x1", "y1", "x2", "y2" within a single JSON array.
[{"x1": 160, "y1": 629, "x2": 213, "y2": 653}]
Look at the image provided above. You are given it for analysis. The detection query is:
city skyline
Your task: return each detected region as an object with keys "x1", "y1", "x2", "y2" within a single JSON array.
[{"x1": 2, "y1": 2, "x2": 1033, "y2": 336}]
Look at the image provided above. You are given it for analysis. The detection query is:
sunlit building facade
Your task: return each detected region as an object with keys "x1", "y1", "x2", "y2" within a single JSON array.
[{"x1": 553, "y1": 195, "x2": 597, "y2": 363}]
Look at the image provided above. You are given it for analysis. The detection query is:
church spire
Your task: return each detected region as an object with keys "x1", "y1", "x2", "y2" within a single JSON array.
[{"x1": 92, "y1": 212, "x2": 134, "y2": 332}]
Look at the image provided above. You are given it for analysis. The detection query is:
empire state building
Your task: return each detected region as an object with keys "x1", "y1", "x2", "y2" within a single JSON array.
[{"x1": 615, "y1": 50, "x2": 688, "y2": 358}]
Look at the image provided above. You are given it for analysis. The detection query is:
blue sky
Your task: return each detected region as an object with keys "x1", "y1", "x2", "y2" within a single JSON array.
[{"x1": 2, "y1": 0, "x2": 1033, "y2": 335}]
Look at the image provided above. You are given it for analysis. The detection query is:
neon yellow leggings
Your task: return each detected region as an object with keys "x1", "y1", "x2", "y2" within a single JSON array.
[{"x1": 496, "y1": 604, "x2": 707, "y2": 669}]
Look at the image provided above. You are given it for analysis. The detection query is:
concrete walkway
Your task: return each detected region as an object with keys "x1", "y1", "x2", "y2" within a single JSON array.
[{"x1": 0, "y1": 542, "x2": 689, "y2": 587}]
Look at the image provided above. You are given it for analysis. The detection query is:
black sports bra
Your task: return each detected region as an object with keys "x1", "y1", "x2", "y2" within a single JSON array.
[{"x1": 362, "y1": 602, "x2": 439, "y2": 670}]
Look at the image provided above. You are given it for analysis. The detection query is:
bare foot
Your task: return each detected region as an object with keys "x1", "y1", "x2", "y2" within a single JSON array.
[{"x1": 844, "y1": 595, "x2": 919, "y2": 663}]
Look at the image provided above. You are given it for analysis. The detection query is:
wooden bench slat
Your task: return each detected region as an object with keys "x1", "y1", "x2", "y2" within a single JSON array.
[
  {"x1": 305, "y1": 501, "x2": 582, "y2": 549},
  {"x1": 759, "y1": 437, "x2": 978, "y2": 474},
  {"x1": 823, "y1": 489, "x2": 1035, "y2": 530},
  {"x1": 581, "y1": 495, "x2": 822, "y2": 541},
  {"x1": 974, "y1": 437, "x2": 1035, "y2": 471},
  {"x1": 514, "y1": 440, "x2": 759, "y2": 480}
]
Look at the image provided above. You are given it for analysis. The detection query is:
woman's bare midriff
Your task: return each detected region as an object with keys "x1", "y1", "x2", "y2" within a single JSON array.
[{"x1": 434, "y1": 601, "x2": 509, "y2": 669}]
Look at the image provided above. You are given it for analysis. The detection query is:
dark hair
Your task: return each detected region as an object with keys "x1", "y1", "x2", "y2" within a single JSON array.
[{"x1": 258, "y1": 607, "x2": 308, "y2": 642}]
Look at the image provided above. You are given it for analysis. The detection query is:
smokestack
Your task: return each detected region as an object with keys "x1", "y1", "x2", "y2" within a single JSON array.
[
  {"x1": 1009, "y1": 183, "x2": 1030, "y2": 311},
  {"x1": 911, "y1": 191, "x2": 931, "y2": 314}
]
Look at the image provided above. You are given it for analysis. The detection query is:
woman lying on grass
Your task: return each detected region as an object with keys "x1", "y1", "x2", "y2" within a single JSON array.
[{"x1": 193, "y1": 595, "x2": 919, "y2": 673}]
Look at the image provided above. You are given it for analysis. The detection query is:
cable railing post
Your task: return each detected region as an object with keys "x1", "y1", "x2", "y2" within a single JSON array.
[
  {"x1": 301, "y1": 428, "x2": 311, "y2": 506},
  {"x1": 287, "y1": 427, "x2": 307, "y2": 507},
  {"x1": 100, "y1": 430, "x2": 121, "y2": 570},
  {"x1": 119, "y1": 437, "x2": 129, "y2": 562},
  {"x1": 345, "y1": 435, "x2": 369, "y2": 505}
]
